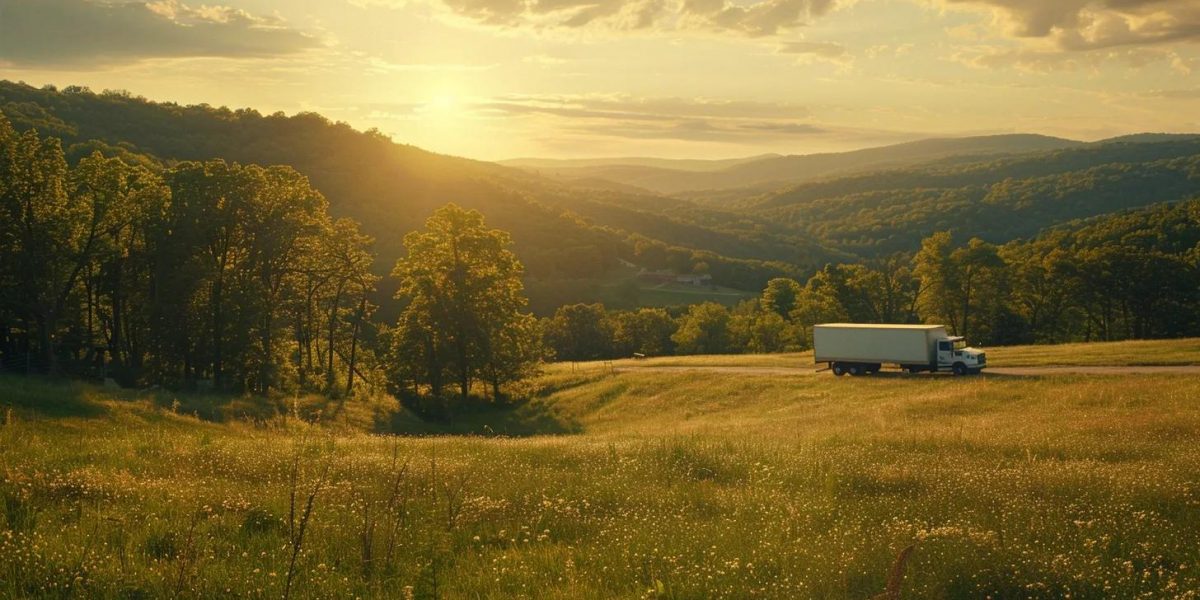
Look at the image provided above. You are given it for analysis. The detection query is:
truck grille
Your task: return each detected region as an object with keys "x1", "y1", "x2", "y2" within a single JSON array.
[{"x1": 978, "y1": 353, "x2": 986, "y2": 365}]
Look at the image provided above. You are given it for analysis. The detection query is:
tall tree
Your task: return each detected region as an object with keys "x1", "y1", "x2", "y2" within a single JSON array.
[
  {"x1": 913, "y1": 231, "x2": 959, "y2": 333},
  {"x1": 391, "y1": 204, "x2": 538, "y2": 403}
]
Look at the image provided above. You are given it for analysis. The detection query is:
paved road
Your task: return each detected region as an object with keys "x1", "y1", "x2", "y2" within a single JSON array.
[{"x1": 613, "y1": 365, "x2": 1200, "y2": 377}]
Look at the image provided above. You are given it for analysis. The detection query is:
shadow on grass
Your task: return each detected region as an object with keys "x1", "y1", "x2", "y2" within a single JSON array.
[
  {"x1": 0, "y1": 374, "x2": 580, "y2": 437},
  {"x1": 377, "y1": 399, "x2": 581, "y2": 437},
  {"x1": 0, "y1": 375, "x2": 109, "y2": 419}
]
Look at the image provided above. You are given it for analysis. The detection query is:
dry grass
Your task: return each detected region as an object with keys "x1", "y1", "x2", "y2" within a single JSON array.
[{"x1": 3, "y1": 346, "x2": 1200, "y2": 598}]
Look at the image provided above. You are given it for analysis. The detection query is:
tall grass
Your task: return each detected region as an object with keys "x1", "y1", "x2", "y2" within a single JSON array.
[{"x1": 2, "y1": 364, "x2": 1200, "y2": 598}]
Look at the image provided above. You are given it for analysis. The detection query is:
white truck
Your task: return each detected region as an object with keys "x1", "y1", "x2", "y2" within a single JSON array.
[{"x1": 813, "y1": 323, "x2": 987, "y2": 376}]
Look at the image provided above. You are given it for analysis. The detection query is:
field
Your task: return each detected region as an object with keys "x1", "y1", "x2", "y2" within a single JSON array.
[
  {"x1": 3, "y1": 339, "x2": 1200, "y2": 598},
  {"x1": 576, "y1": 264, "x2": 758, "y2": 311}
]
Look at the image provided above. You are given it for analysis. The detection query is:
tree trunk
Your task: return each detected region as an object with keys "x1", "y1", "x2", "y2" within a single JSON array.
[
  {"x1": 345, "y1": 295, "x2": 366, "y2": 396},
  {"x1": 37, "y1": 313, "x2": 56, "y2": 375},
  {"x1": 211, "y1": 276, "x2": 224, "y2": 389},
  {"x1": 327, "y1": 281, "x2": 345, "y2": 393},
  {"x1": 426, "y1": 335, "x2": 442, "y2": 398}
]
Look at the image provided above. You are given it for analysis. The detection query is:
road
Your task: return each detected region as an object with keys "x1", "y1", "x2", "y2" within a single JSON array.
[{"x1": 612, "y1": 365, "x2": 1200, "y2": 377}]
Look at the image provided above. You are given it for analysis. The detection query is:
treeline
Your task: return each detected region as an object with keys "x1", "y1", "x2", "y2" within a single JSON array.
[
  {"x1": 540, "y1": 200, "x2": 1200, "y2": 360},
  {"x1": 0, "y1": 115, "x2": 377, "y2": 394},
  {"x1": 383, "y1": 205, "x2": 541, "y2": 412}
]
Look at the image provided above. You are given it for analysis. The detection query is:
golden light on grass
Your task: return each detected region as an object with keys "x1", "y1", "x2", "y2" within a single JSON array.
[{"x1": 2, "y1": 338, "x2": 1200, "y2": 597}]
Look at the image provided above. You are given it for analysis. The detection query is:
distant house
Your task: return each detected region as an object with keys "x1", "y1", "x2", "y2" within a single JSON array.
[
  {"x1": 636, "y1": 269, "x2": 714, "y2": 287},
  {"x1": 676, "y1": 274, "x2": 713, "y2": 287}
]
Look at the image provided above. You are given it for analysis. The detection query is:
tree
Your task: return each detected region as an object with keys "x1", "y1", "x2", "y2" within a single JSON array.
[
  {"x1": 747, "y1": 311, "x2": 792, "y2": 353},
  {"x1": 672, "y1": 302, "x2": 732, "y2": 355},
  {"x1": 760, "y1": 278, "x2": 803, "y2": 319},
  {"x1": 543, "y1": 303, "x2": 614, "y2": 362},
  {"x1": 612, "y1": 308, "x2": 676, "y2": 357},
  {"x1": 391, "y1": 204, "x2": 538, "y2": 404},
  {"x1": 1003, "y1": 241, "x2": 1075, "y2": 343},
  {"x1": 948, "y1": 238, "x2": 1007, "y2": 342},
  {"x1": 913, "y1": 231, "x2": 959, "y2": 333},
  {"x1": 789, "y1": 273, "x2": 847, "y2": 350}
]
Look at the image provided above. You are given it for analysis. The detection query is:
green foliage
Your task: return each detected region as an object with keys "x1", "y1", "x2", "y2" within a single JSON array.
[
  {"x1": 0, "y1": 80, "x2": 826, "y2": 297},
  {"x1": 542, "y1": 304, "x2": 616, "y2": 362},
  {"x1": 760, "y1": 278, "x2": 802, "y2": 318},
  {"x1": 672, "y1": 302, "x2": 733, "y2": 355},
  {"x1": 612, "y1": 308, "x2": 677, "y2": 357},
  {"x1": 389, "y1": 205, "x2": 540, "y2": 406},
  {"x1": 0, "y1": 113, "x2": 377, "y2": 394},
  {"x1": 751, "y1": 145, "x2": 1200, "y2": 258}
]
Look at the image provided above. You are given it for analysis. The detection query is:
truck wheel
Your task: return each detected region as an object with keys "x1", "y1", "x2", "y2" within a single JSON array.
[
  {"x1": 953, "y1": 363, "x2": 968, "y2": 376},
  {"x1": 848, "y1": 364, "x2": 862, "y2": 376},
  {"x1": 832, "y1": 363, "x2": 846, "y2": 376}
]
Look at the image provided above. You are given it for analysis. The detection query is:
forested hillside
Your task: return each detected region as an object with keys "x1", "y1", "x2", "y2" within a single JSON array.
[
  {"x1": 3, "y1": 80, "x2": 1198, "y2": 319},
  {"x1": 535, "y1": 198, "x2": 1200, "y2": 362},
  {"x1": 743, "y1": 141, "x2": 1200, "y2": 257},
  {"x1": 0, "y1": 81, "x2": 831, "y2": 307}
]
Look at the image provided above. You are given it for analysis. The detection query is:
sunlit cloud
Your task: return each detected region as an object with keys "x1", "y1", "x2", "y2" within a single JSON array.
[
  {"x1": 0, "y1": 0, "x2": 320, "y2": 68},
  {"x1": 937, "y1": 0, "x2": 1200, "y2": 49},
  {"x1": 357, "y1": 0, "x2": 851, "y2": 36}
]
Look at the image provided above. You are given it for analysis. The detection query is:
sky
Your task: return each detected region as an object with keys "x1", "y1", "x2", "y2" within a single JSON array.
[{"x1": 1, "y1": 0, "x2": 1199, "y2": 160}]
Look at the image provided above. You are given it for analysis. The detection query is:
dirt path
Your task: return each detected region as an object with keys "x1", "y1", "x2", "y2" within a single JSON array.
[{"x1": 613, "y1": 365, "x2": 1200, "y2": 377}]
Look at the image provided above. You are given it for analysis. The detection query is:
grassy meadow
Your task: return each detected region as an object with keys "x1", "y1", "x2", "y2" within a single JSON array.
[{"x1": 2, "y1": 340, "x2": 1200, "y2": 598}]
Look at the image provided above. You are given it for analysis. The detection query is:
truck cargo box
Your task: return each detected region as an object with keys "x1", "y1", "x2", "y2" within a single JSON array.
[{"x1": 813, "y1": 324, "x2": 948, "y2": 366}]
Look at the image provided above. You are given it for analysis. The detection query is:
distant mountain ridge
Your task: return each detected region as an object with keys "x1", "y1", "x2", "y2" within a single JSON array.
[
  {"x1": 503, "y1": 134, "x2": 1085, "y2": 194},
  {"x1": 499, "y1": 154, "x2": 780, "y2": 172}
]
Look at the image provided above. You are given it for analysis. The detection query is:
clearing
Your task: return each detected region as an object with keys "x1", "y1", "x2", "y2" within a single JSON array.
[{"x1": 2, "y1": 338, "x2": 1199, "y2": 598}]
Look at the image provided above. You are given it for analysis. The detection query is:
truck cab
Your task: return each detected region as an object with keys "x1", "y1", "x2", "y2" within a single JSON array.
[{"x1": 935, "y1": 336, "x2": 986, "y2": 375}]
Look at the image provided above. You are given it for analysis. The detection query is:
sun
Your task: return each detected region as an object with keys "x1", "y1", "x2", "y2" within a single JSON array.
[
  {"x1": 411, "y1": 88, "x2": 474, "y2": 152},
  {"x1": 425, "y1": 93, "x2": 461, "y2": 114}
]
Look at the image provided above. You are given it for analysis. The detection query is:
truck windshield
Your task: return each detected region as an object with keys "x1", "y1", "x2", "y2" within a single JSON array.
[{"x1": 954, "y1": 339, "x2": 967, "y2": 351}]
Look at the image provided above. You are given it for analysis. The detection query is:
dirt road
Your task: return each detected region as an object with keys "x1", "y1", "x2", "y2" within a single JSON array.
[{"x1": 613, "y1": 365, "x2": 1200, "y2": 377}]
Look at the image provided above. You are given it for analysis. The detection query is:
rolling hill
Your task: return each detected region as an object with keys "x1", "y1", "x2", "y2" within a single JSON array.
[
  {"x1": 503, "y1": 134, "x2": 1084, "y2": 194},
  {"x1": 742, "y1": 139, "x2": 1200, "y2": 256},
  {"x1": 0, "y1": 81, "x2": 837, "y2": 312},
  {"x1": 4, "y1": 79, "x2": 1198, "y2": 314}
]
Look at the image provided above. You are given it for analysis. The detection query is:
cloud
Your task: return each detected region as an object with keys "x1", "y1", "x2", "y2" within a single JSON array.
[
  {"x1": 0, "y1": 0, "x2": 319, "y2": 68},
  {"x1": 466, "y1": 93, "x2": 831, "y2": 142},
  {"x1": 776, "y1": 39, "x2": 851, "y2": 65},
  {"x1": 1144, "y1": 87, "x2": 1200, "y2": 98},
  {"x1": 362, "y1": 0, "x2": 845, "y2": 36},
  {"x1": 952, "y1": 43, "x2": 1194, "y2": 73},
  {"x1": 940, "y1": 0, "x2": 1200, "y2": 50},
  {"x1": 778, "y1": 40, "x2": 847, "y2": 57}
]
